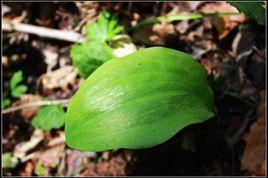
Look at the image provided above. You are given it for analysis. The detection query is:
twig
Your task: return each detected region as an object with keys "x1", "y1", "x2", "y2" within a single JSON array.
[
  {"x1": 2, "y1": 99, "x2": 70, "y2": 114},
  {"x1": 3, "y1": 22, "x2": 85, "y2": 43},
  {"x1": 48, "y1": 133, "x2": 66, "y2": 147},
  {"x1": 20, "y1": 151, "x2": 40, "y2": 163}
]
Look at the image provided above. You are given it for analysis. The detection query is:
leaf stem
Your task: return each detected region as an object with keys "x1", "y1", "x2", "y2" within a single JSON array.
[{"x1": 129, "y1": 12, "x2": 241, "y2": 32}]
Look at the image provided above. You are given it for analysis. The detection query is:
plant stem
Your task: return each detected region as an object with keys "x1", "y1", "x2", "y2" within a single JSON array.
[{"x1": 129, "y1": 12, "x2": 241, "y2": 32}]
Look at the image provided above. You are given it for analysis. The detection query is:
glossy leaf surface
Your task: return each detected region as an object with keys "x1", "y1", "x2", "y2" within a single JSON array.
[{"x1": 65, "y1": 47, "x2": 214, "y2": 151}]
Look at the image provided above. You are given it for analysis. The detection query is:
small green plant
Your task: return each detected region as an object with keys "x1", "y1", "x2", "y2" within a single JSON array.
[
  {"x1": 65, "y1": 47, "x2": 215, "y2": 152},
  {"x1": 71, "y1": 41, "x2": 114, "y2": 78},
  {"x1": 34, "y1": 162, "x2": 47, "y2": 176},
  {"x1": 2, "y1": 98, "x2": 11, "y2": 109},
  {"x1": 2, "y1": 70, "x2": 28, "y2": 109},
  {"x1": 2, "y1": 152, "x2": 19, "y2": 169},
  {"x1": 31, "y1": 104, "x2": 66, "y2": 131},
  {"x1": 10, "y1": 70, "x2": 28, "y2": 98},
  {"x1": 86, "y1": 11, "x2": 124, "y2": 42},
  {"x1": 70, "y1": 11, "x2": 123, "y2": 78}
]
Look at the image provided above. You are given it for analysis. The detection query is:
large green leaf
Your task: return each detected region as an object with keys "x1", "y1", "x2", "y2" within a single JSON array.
[
  {"x1": 229, "y1": 1, "x2": 265, "y2": 23},
  {"x1": 65, "y1": 47, "x2": 214, "y2": 151},
  {"x1": 31, "y1": 104, "x2": 66, "y2": 131}
]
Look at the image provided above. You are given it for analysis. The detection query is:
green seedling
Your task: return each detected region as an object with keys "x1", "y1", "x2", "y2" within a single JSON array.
[
  {"x1": 10, "y1": 70, "x2": 28, "y2": 98},
  {"x1": 2, "y1": 152, "x2": 19, "y2": 169},
  {"x1": 70, "y1": 11, "x2": 123, "y2": 78},
  {"x1": 31, "y1": 104, "x2": 66, "y2": 131}
]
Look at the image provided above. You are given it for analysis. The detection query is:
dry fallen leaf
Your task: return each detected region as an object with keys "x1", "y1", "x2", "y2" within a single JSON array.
[
  {"x1": 133, "y1": 21, "x2": 177, "y2": 46},
  {"x1": 38, "y1": 66, "x2": 78, "y2": 91},
  {"x1": 14, "y1": 129, "x2": 44, "y2": 159},
  {"x1": 110, "y1": 34, "x2": 137, "y2": 57},
  {"x1": 200, "y1": 1, "x2": 245, "y2": 39},
  {"x1": 241, "y1": 90, "x2": 265, "y2": 176},
  {"x1": 47, "y1": 131, "x2": 65, "y2": 147},
  {"x1": 37, "y1": 144, "x2": 65, "y2": 168}
]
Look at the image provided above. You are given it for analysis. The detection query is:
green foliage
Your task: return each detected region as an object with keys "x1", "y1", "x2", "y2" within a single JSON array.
[
  {"x1": 2, "y1": 153, "x2": 19, "y2": 169},
  {"x1": 70, "y1": 11, "x2": 123, "y2": 78},
  {"x1": 70, "y1": 41, "x2": 114, "y2": 78},
  {"x1": 229, "y1": 1, "x2": 265, "y2": 23},
  {"x1": 10, "y1": 70, "x2": 28, "y2": 98},
  {"x1": 86, "y1": 11, "x2": 124, "y2": 42},
  {"x1": 2, "y1": 98, "x2": 11, "y2": 109},
  {"x1": 34, "y1": 162, "x2": 47, "y2": 176},
  {"x1": 31, "y1": 104, "x2": 66, "y2": 131},
  {"x1": 65, "y1": 47, "x2": 215, "y2": 152}
]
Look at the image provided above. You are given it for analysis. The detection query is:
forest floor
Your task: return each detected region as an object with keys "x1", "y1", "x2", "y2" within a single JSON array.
[{"x1": 2, "y1": 2, "x2": 266, "y2": 176}]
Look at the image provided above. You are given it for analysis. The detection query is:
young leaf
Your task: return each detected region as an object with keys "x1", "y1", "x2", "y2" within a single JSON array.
[
  {"x1": 11, "y1": 85, "x2": 28, "y2": 98},
  {"x1": 65, "y1": 47, "x2": 215, "y2": 152},
  {"x1": 2, "y1": 98, "x2": 11, "y2": 109},
  {"x1": 9, "y1": 70, "x2": 28, "y2": 98},
  {"x1": 229, "y1": 1, "x2": 265, "y2": 23},
  {"x1": 70, "y1": 41, "x2": 114, "y2": 78},
  {"x1": 34, "y1": 162, "x2": 47, "y2": 176},
  {"x1": 86, "y1": 11, "x2": 124, "y2": 42},
  {"x1": 2, "y1": 153, "x2": 19, "y2": 169},
  {"x1": 31, "y1": 104, "x2": 66, "y2": 131},
  {"x1": 10, "y1": 70, "x2": 24, "y2": 90}
]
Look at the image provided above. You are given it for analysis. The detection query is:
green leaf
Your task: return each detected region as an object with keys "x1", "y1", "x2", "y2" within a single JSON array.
[
  {"x1": 11, "y1": 85, "x2": 28, "y2": 98},
  {"x1": 10, "y1": 70, "x2": 24, "y2": 90},
  {"x1": 2, "y1": 152, "x2": 19, "y2": 169},
  {"x1": 31, "y1": 104, "x2": 66, "y2": 131},
  {"x1": 65, "y1": 47, "x2": 215, "y2": 152},
  {"x1": 229, "y1": 1, "x2": 265, "y2": 23},
  {"x1": 86, "y1": 11, "x2": 124, "y2": 42},
  {"x1": 9, "y1": 70, "x2": 28, "y2": 98},
  {"x1": 70, "y1": 41, "x2": 114, "y2": 78},
  {"x1": 34, "y1": 162, "x2": 47, "y2": 176},
  {"x1": 2, "y1": 98, "x2": 11, "y2": 109}
]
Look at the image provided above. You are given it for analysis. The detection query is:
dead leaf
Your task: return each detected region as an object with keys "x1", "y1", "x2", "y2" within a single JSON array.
[
  {"x1": 42, "y1": 46, "x2": 58, "y2": 73},
  {"x1": 200, "y1": 1, "x2": 245, "y2": 39},
  {"x1": 241, "y1": 90, "x2": 265, "y2": 176},
  {"x1": 47, "y1": 131, "x2": 65, "y2": 147},
  {"x1": 14, "y1": 129, "x2": 44, "y2": 159},
  {"x1": 80, "y1": 152, "x2": 130, "y2": 176},
  {"x1": 110, "y1": 34, "x2": 137, "y2": 57},
  {"x1": 37, "y1": 144, "x2": 65, "y2": 168},
  {"x1": 134, "y1": 21, "x2": 177, "y2": 46},
  {"x1": 20, "y1": 161, "x2": 34, "y2": 176},
  {"x1": 38, "y1": 66, "x2": 78, "y2": 91}
]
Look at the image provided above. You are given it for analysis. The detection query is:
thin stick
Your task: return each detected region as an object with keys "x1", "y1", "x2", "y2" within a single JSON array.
[
  {"x1": 2, "y1": 22, "x2": 85, "y2": 43},
  {"x1": 2, "y1": 99, "x2": 70, "y2": 114}
]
